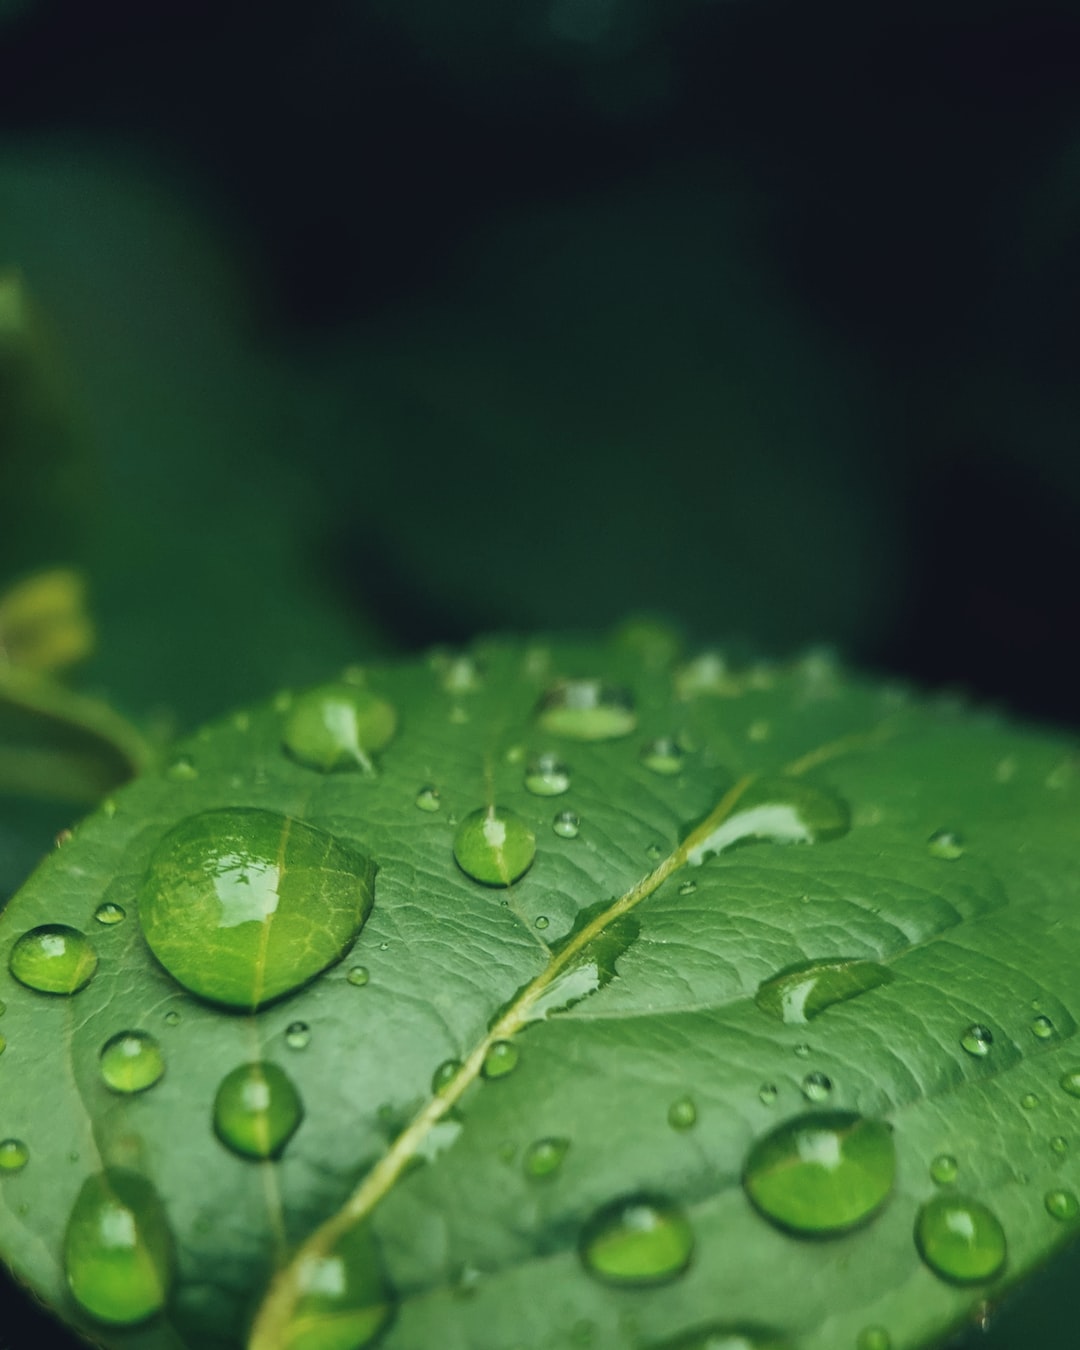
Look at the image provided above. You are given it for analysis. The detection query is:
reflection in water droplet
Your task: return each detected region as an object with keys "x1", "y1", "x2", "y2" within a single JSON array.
[
  {"x1": 668, "y1": 1097, "x2": 697, "y2": 1131},
  {"x1": 1045, "y1": 1190, "x2": 1079, "y2": 1221},
  {"x1": 755, "y1": 958, "x2": 893, "y2": 1024},
  {"x1": 347, "y1": 966, "x2": 370, "y2": 987},
  {"x1": 166, "y1": 754, "x2": 198, "y2": 782},
  {"x1": 914, "y1": 1194, "x2": 1007, "y2": 1284},
  {"x1": 454, "y1": 807, "x2": 536, "y2": 886},
  {"x1": 63, "y1": 1169, "x2": 174, "y2": 1325},
  {"x1": 641, "y1": 738, "x2": 684, "y2": 776},
  {"x1": 759, "y1": 1084, "x2": 778, "y2": 1107},
  {"x1": 686, "y1": 777, "x2": 849, "y2": 866},
  {"x1": 285, "y1": 1022, "x2": 311, "y2": 1050},
  {"x1": 1021, "y1": 1093, "x2": 1039, "y2": 1111},
  {"x1": 930, "y1": 1155, "x2": 958, "y2": 1185},
  {"x1": 801, "y1": 1072, "x2": 832, "y2": 1104},
  {"x1": 579, "y1": 1195, "x2": 693, "y2": 1286},
  {"x1": 743, "y1": 1111, "x2": 895, "y2": 1236},
  {"x1": 1031, "y1": 1015, "x2": 1055, "y2": 1040},
  {"x1": 1060, "y1": 1069, "x2": 1080, "y2": 1098},
  {"x1": 282, "y1": 1222, "x2": 396, "y2": 1349},
  {"x1": 414, "y1": 786, "x2": 441, "y2": 813},
  {"x1": 927, "y1": 829, "x2": 964, "y2": 860},
  {"x1": 100, "y1": 1032, "x2": 165, "y2": 1095},
  {"x1": 483, "y1": 1041, "x2": 519, "y2": 1079},
  {"x1": 93, "y1": 902, "x2": 126, "y2": 927},
  {"x1": 536, "y1": 680, "x2": 637, "y2": 741},
  {"x1": 524, "y1": 754, "x2": 572, "y2": 797},
  {"x1": 0, "y1": 1139, "x2": 28, "y2": 1172},
  {"x1": 9, "y1": 925, "x2": 97, "y2": 995},
  {"x1": 652, "y1": 1325, "x2": 790, "y2": 1350},
  {"x1": 139, "y1": 809, "x2": 376, "y2": 1011},
  {"x1": 431, "y1": 1059, "x2": 461, "y2": 1094},
  {"x1": 282, "y1": 682, "x2": 397, "y2": 772},
  {"x1": 524, "y1": 1137, "x2": 570, "y2": 1180},
  {"x1": 960, "y1": 1024, "x2": 993, "y2": 1057},
  {"x1": 553, "y1": 811, "x2": 580, "y2": 840},
  {"x1": 213, "y1": 1062, "x2": 303, "y2": 1159}
]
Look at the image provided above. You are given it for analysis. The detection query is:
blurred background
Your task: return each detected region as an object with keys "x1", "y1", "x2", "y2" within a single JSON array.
[{"x1": 0, "y1": 0, "x2": 1079, "y2": 1345}]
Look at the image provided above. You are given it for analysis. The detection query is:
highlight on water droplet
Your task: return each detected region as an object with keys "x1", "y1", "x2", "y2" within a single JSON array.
[
  {"x1": 285, "y1": 1021, "x2": 311, "y2": 1050},
  {"x1": 579, "y1": 1194, "x2": 693, "y2": 1286},
  {"x1": 282, "y1": 682, "x2": 397, "y2": 772},
  {"x1": 668, "y1": 1097, "x2": 698, "y2": 1131},
  {"x1": 213, "y1": 1061, "x2": 303, "y2": 1160},
  {"x1": 927, "y1": 828, "x2": 964, "y2": 860},
  {"x1": 0, "y1": 1139, "x2": 28, "y2": 1172},
  {"x1": 524, "y1": 1136, "x2": 570, "y2": 1180},
  {"x1": 1031, "y1": 1015, "x2": 1055, "y2": 1040},
  {"x1": 347, "y1": 965, "x2": 370, "y2": 987},
  {"x1": 9, "y1": 924, "x2": 97, "y2": 995},
  {"x1": 960, "y1": 1024, "x2": 993, "y2": 1057},
  {"x1": 640, "y1": 738, "x2": 684, "y2": 776},
  {"x1": 930, "y1": 1154, "x2": 959, "y2": 1186},
  {"x1": 652, "y1": 1323, "x2": 791, "y2": 1350},
  {"x1": 483, "y1": 1040, "x2": 519, "y2": 1079},
  {"x1": 414, "y1": 786, "x2": 441, "y2": 813},
  {"x1": 685, "y1": 776, "x2": 849, "y2": 866},
  {"x1": 801, "y1": 1071, "x2": 832, "y2": 1104},
  {"x1": 553, "y1": 810, "x2": 580, "y2": 839},
  {"x1": 100, "y1": 1031, "x2": 165, "y2": 1095},
  {"x1": 742, "y1": 1111, "x2": 895, "y2": 1236},
  {"x1": 536, "y1": 679, "x2": 637, "y2": 741},
  {"x1": 524, "y1": 753, "x2": 572, "y2": 797},
  {"x1": 93, "y1": 902, "x2": 126, "y2": 927},
  {"x1": 1045, "y1": 1190, "x2": 1079, "y2": 1221},
  {"x1": 63, "y1": 1169, "x2": 174, "y2": 1325},
  {"x1": 279, "y1": 1221, "x2": 396, "y2": 1350},
  {"x1": 453, "y1": 806, "x2": 536, "y2": 886},
  {"x1": 914, "y1": 1193, "x2": 1006, "y2": 1285},
  {"x1": 755, "y1": 958, "x2": 893, "y2": 1025}
]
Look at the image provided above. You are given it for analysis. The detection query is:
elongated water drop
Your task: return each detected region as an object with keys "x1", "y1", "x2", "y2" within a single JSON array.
[
  {"x1": 213, "y1": 1062, "x2": 303, "y2": 1159},
  {"x1": 914, "y1": 1194, "x2": 1006, "y2": 1284},
  {"x1": 9, "y1": 924, "x2": 97, "y2": 994},
  {"x1": 453, "y1": 807, "x2": 535, "y2": 887},
  {"x1": 278, "y1": 1222, "x2": 396, "y2": 1350},
  {"x1": 282, "y1": 682, "x2": 396, "y2": 773},
  {"x1": 579, "y1": 1194, "x2": 693, "y2": 1286},
  {"x1": 536, "y1": 680, "x2": 637, "y2": 741},
  {"x1": 523, "y1": 1137, "x2": 570, "y2": 1179},
  {"x1": 755, "y1": 958, "x2": 893, "y2": 1024},
  {"x1": 100, "y1": 1032, "x2": 165, "y2": 1095},
  {"x1": 524, "y1": 754, "x2": 571, "y2": 796},
  {"x1": 686, "y1": 777, "x2": 849, "y2": 866},
  {"x1": 139, "y1": 809, "x2": 376, "y2": 1010}
]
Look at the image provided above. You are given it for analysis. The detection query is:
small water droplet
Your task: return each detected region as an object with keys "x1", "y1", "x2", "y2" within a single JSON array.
[
  {"x1": 483, "y1": 1040, "x2": 519, "y2": 1079},
  {"x1": 93, "y1": 902, "x2": 126, "y2": 927},
  {"x1": 102, "y1": 798, "x2": 117, "y2": 819},
  {"x1": 579, "y1": 1194, "x2": 693, "y2": 1286},
  {"x1": 801, "y1": 1071, "x2": 833, "y2": 1103},
  {"x1": 961, "y1": 1024, "x2": 993, "y2": 1057},
  {"x1": 164, "y1": 1011, "x2": 181, "y2": 1027},
  {"x1": 1021, "y1": 1093, "x2": 1039, "y2": 1111},
  {"x1": 524, "y1": 753, "x2": 572, "y2": 797},
  {"x1": 100, "y1": 1031, "x2": 165, "y2": 1095},
  {"x1": 930, "y1": 1154, "x2": 959, "y2": 1186},
  {"x1": 347, "y1": 966, "x2": 370, "y2": 987},
  {"x1": 645, "y1": 842, "x2": 663, "y2": 861},
  {"x1": 414, "y1": 786, "x2": 441, "y2": 813},
  {"x1": 534, "y1": 915, "x2": 550, "y2": 930},
  {"x1": 927, "y1": 829, "x2": 964, "y2": 860},
  {"x1": 1060, "y1": 1069, "x2": 1080, "y2": 1098},
  {"x1": 431, "y1": 1059, "x2": 461, "y2": 1094},
  {"x1": 678, "y1": 880, "x2": 697, "y2": 896},
  {"x1": 1045, "y1": 1190, "x2": 1079, "y2": 1221},
  {"x1": 1050, "y1": 1135, "x2": 1069, "y2": 1156},
  {"x1": 793, "y1": 1043, "x2": 811, "y2": 1059},
  {"x1": 1031, "y1": 1015, "x2": 1055, "y2": 1040},
  {"x1": 213, "y1": 1062, "x2": 303, "y2": 1159},
  {"x1": 523, "y1": 1136, "x2": 570, "y2": 1179},
  {"x1": 166, "y1": 754, "x2": 198, "y2": 782},
  {"x1": 282, "y1": 683, "x2": 397, "y2": 772},
  {"x1": 280, "y1": 1222, "x2": 396, "y2": 1349},
  {"x1": 640, "y1": 738, "x2": 684, "y2": 776},
  {"x1": 9, "y1": 925, "x2": 97, "y2": 995},
  {"x1": 536, "y1": 680, "x2": 637, "y2": 741},
  {"x1": 756, "y1": 958, "x2": 894, "y2": 1024},
  {"x1": 668, "y1": 1097, "x2": 697, "y2": 1130},
  {"x1": 856, "y1": 1329, "x2": 892, "y2": 1350},
  {"x1": 914, "y1": 1193, "x2": 1006, "y2": 1284},
  {"x1": 0, "y1": 1139, "x2": 27, "y2": 1172},
  {"x1": 284, "y1": 1022, "x2": 310, "y2": 1050},
  {"x1": 743, "y1": 1111, "x2": 895, "y2": 1235},
  {"x1": 759, "y1": 1083, "x2": 778, "y2": 1107},
  {"x1": 437, "y1": 654, "x2": 483, "y2": 694},
  {"x1": 553, "y1": 811, "x2": 581, "y2": 839},
  {"x1": 454, "y1": 806, "x2": 536, "y2": 886}
]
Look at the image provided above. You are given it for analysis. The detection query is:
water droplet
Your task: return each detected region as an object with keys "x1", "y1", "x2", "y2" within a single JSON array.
[
  {"x1": 347, "y1": 965, "x2": 370, "y2": 987},
  {"x1": 1021, "y1": 1093, "x2": 1039, "y2": 1111},
  {"x1": 927, "y1": 829, "x2": 964, "y2": 860},
  {"x1": 431, "y1": 1059, "x2": 461, "y2": 1094},
  {"x1": 164, "y1": 1011, "x2": 181, "y2": 1027},
  {"x1": 755, "y1": 958, "x2": 894, "y2": 1025},
  {"x1": 536, "y1": 680, "x2": 637, "y2": 741},
  {"x1": 139, "y1": 808, "x2": 376, "y2": 1010},
  {"x1": 673, "y1": 651, "x2": 735, "y2": 700},
  {"x1": 1031, "y1": 1015, "x2": 1055, "y2": 1040},
  {"x1": 0, "y1": 1139, "x2": 27, "y2": 1172},
  {"x1": 483, "y1": 1040, "x2": 519, "y2": 1079},
  {"x1": 553, "y1": 810, "x2": 581, "y2": 840},
  {"x1": 645, "y1": 842, "x2": 663, "y2": 861},
  {"x1": 55, "y1": 828, "x2": 73, "y2": 848},
  {"x1": 1060, "y1": 1068, "x2": 1080, "y2": 1098},
  {"x1": 99, "y1": 1032, "x2": 165, "y2": 1095},
  {"x1": 523, "y1": 1136, "x2": 570, "y2": 1179},
  {"x1": 652, "y1": 1326, "x2": 790, "y2": 1350},
  {"x1": 93, "y1": 902, "x2": 126, "y2": 927},
  {"x1": 856, "y1": 1329, "x2": 892, "y2": 1350},
  {"x1": 743, "y1": 1111, "x2": 895, "y2": 1236},
  {"x1": 102, "y1": 798, "x2": 117, "y2": 818},
  {"x1": 961, "y1": 1024, "x2": 993, "y2": 1057},
  {"x1": 668, "y1": 1097, "x2": 697, "y2": 1130},
  {"x1": 686, "y1": 777, "x2": 849, "y2": 866},
  {"x1": 414, "y1": 786, "x2": 441, "y2": 813},
  {"x1": 914, "y1": 1193, "x2": 1006, "y2": 1284},
  {"x1": 281, "y1": 1222, "x2": 396, "y2": 1349},
  {"x1": 793, "y1": 1043, "x2": 811, "y2": 1059},
  {"x1": 678, "y1": 880, "x2": 697, "y2": 896},
  {"x1": 579, "y1": 1195, "x2": 693, "y2": 1286},
  {"x1": 534, "y1": 915, "x2": 550, "y2": 930},
  {"x1": 801, "y1": 1071, "x2": 833, "y2": 1103},
  {"x1": 524, "y1": 753, "x2": 571, "y2": 797},
  {"x1": 9, "y1": 924, "x2": 97, "y2": 995},
  {"x1": 282, "y1": 682, "x2": 397, "y2": 772},
  {"x1": 213, "y1": 1062, "x2": 303, "y2": 1159},
  {"x1": 641, "y1": 738, "x2": 684, "y2": 776},
  {"x1": 1045, "y1": 1190, "x2": 1079, "y2": 1221},
  {"x1": 63, "y1": 1170, "x2": 173, "y2": 1325},
  {"x1": 1050, "y1": 1135, "x2": 1069, "y2": 1156},
  {"x1": 453, "y1": 806, "x2": 536, "y2": 886},
  {"x1": 166, "y1": 754, "x2": 198, "y2": 782},
  {"x1": 930, "y1": 1154, "x2": 959, "y2": 1186},
  {"x1": 436, "y1": 653, "x2": 483, "y2": 694},
  {"x1": 759, "y1": 1083, "x2": 778, "y2": 1107},
  {"x1": 285, "y1": 1022, "x2": 311, "y2": 1050}
]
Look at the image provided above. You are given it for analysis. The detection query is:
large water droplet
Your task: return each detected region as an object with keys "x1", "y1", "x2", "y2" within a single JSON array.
[
  {"x1": 579, "y1": 1195, "x2": 693, "y2": 1286},
  {"x1": 213, "y1": 1062, "x2": 303, "y2": 1160},
  {"x1": 524, "y1": 754, "x2": 571, "y2": 797},
  {"x1": 414, "y1": 786, "x2": 441, "y2": 813},
  {"x1": 927, "y1": 829, "x2": 964, "y2": 860},
  {"x1": 282, "y1": 682, "x2": 397, "y2": 772},
  {"x1": 536, "y1": 680, "x2": 637, "y2": 741},
  {"x1": 652, "y1": 1326, "x2": 790, "y2": 1350},
  {"x1": 755, "y1": 958, "x2": 893, "y2": 1024},
  {"x1": 483, "y1": 1040, "x2": 519, "y2": 1079},
  {"x1": 686, "y1": 777, "x2": 849, "y2": 866},
  {"x1": 552, "y1": 810, "x2": 580, "y2": 839},
  {"x1": 914, "y1": 1194, "x2": 1006, "y2": 1284},
  {"x1": 100, "y1": 1032, "x2": 165, "y2": 1095},
  {"x1": 93, "y1": 903, "x2": 126, "y2": 927},
  {"x1": 961, "y1": 1024, "x2": 993, "y2": 1057},
  {"x1": 281, "y1": 1222, "x2": 396, "y2": 1350},
  {"x1": 9, "y1": 924, "x2": 97, "y2": 994},
  {"x1": 0, "y1": 1139, "x2": 28, "y2": 1172},
  {"x1": 63, "y1": 1170, "x2": 174, "y2": 1325},
  {"x1": 453, "y1": 807, "x2": 535, "y2": 887},
  {"x1": 139, "y1": 809, "x2": 376, "y2": 1010},
  {"x1": 523, "y1": 1137, "x2": 570, "y2": 1180},
  {"x1": 641, "y1": 738, "x2": 684, "y2": 776},
  {"x1": 1045, "y1": 1190, "x2": 1079, "y2": 1221},
  {"x1": 743, "y1": 1111, "x2": 895, "y2": 1236}
]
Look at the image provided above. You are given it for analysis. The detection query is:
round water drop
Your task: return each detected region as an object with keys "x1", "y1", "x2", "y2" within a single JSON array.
[
  {"x1": 743, "y1": 1111, "x2": 895, "y2": 1236},
  {"x1": 1021, "y1": 1092, "x2": 1039, "y2": 1111},
  {"x1": 100, "y1": 1032, "x2": 165, "y2": 1095},
  {"x1": 960, "y1": 1023, "x2": 993, "y2": 1057},
  {"x1": 759, "y1": 1083, "x2": 778, "y2": 1107},
  {"x1": 483, "y1": 1040, "x2": 519, "y2": 1079},
  {"x1": 641, "y1": 738, "x2": 684, "y2": 776},
  {"x1": 0, "y1": 1139, "x2": 27, "y2": 1172},
  {"x1": 1031, "y1": 1015, "x2": 1055, "y2": 1040},
  {"x1": 414, "y1": 786, "x2": 441, "y2": 813},
  {"x1": 1060, "y1": 1069, "x2": 1080, "y2": 1098},
  {"x1": 553, "y1": 810, "x2": 580, "y2": 840},
  {"x1": 579, "y1": 1194, "x2": 693, "y2": 1287},
  {"x1": 164, "y1": 1011, "x2": 181, "y2": 1027},
  {"x1": 166, "y1": 754, "x2": 198, "y2": 782},
  {"x1": 646, "y1": 842, "x2": 663, "y2": 862},
  {"x1": 64, "y1": 1170, "x2": 173, "y2": 1326},
  {"x1": 927, "y1": 829, "x2": 964, "y2": 860},
  {"x1": 431, "y1": 1059, "x2": 461, "y2": 1094},
  {"x1": 930, "y1": 1154, "x2": 959, "y2": 1186},
  {"x1": 9, "y1": 924, "x2": 97, "y2": 995},
  {"x1": 93, "y1": 902, "x2": 126, "y2": 927},
  {"x1": 281, "y1": 1222, "x2": 396, "y2": 1350},
  {"x1": 801, "y1": 1071, "x2": 832, "y2": 1104},
  {"x1": 1045, "y1": 1190, "x2": 1079, "y2": 1221},
  {"x1": 653, "y1": 1326, "x2": 790, "y2": 1350},
  {"x1": 347, "y1": 965, "x2": 370, "y2": 987},
  {"x1": 282, "y1": 682, "x2": 397, "y2": 772},
  {"x1": 1050, "y1": 1134, "x2": 1069, "y2": 1156},
  {"x1": 524, "y1": 753, "x2": 571, "y2": 797},
  {"x1": 139, "y1": 808, "x2": 376, "y2": 1011},
  {"x1": 454, "y1": 806, "x2": 536, "y2": 886},
  {"x1": 856, "y1": 1330, "x2": 891, "y2": 1350},
  {"x1": 668, "y1": 1097, "x2": 698, "y2": 1130},
  {"x1": 534, "y1": 915, "x2": 550, "y2": 930},
  {"x1": 523, "y1": 1136, "x2": 570, "y2": 1180},
  {"x1": 213, "y1": 1062, "x2": 303, "y2": 1160},
  {"x1": 536, "y1": 679, "x2": 637, "y2": 741},
  {"x1": 285, "y1": 1021, "x2": 311, "y2": 1050},
  {"x1": 914, "y1": 1193, "x2": 1006, "y2": 1284},
  {"x1": 793, "y1": 1043, "x2": 811, "y2": 1059}
]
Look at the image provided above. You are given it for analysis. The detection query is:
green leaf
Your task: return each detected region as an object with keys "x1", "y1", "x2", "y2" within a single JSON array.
[{"x1": 1, "y1": 637, "x2": 1080, "y2": 1350}]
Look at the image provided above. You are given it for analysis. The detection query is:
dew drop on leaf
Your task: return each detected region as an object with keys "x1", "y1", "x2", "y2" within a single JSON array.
[
  {"x1": 759, "y1": 1083, "x2": 778, "y2": 1106},
  {"x1": 414, "y1": 786, "x2": 441, "y2": 813},
  {"x1": 930, "y1": 1154, "x2": 959, "y2": 1186},
  {"x1": 282, "y1": 682, "x2": 397, "y2": 772},
  {"x1": 914, "y1": 1193, "x2": 1007, "y2": 1284},
  {"x1": 99, "y1": 1031, "x2": 165, "y2": 1095},
  {"x1": 431, "y1": 1059, "x2": 461, "y2": 1094},
  {"x1": 960, "y1": 1024, "x2": 993, "y2": 1057},
  {"x1": 63, "y1": 1170, "x2": 174, "y2": 1325},
  {"x1": 685, "y1": 777, "x2": 849, "y2": 866},
  {"x1": 678, "y1": 880, "x2": 697, "y2": 896},
  {"x1": 793, "y1": 1043, "x2": 811, "y2": 1059},
  {"x1": 1031, "y1": 1015, "x2": 1055, "y2": 1039},
  {"x1": 164, "y1": 1011, "x2": 181, "y2": 1027},
  {"x1": 646, "y1": 842, "x2": 663, "y2": 861},
  {"x1": 1045, "y1": 1189, "x2": 1079, "y2": 1221},
  {"x1": 138, "y1": 808, "x2": 376, "y2": 1010},
  {"x1": 9, "y1": 924, "x2": 97, "y2": 995},
  {"x1": 579, "y1": 1194, "x2": 694, "y2": 1286},
  {"x1": 668, "y1": 1097, "x2": 698, "y2": 1130},
  {"x1": 347, "y1": 965, "x2": 370, "y2": 987},
  {"x1": 652, "y1": 1325, "x2": 791, "y2": 1350},
  {"x1": 524, "y1": 754, "x2": 571, "y2": 796},
  {"x1": 927, "y1": 829, "x2": 964, "y2": 860},
  {"x1": 1050, "y1": 1135, "x2": 1069, "y2": 1156},
  {"x1": 523, "y1": 1136, "x2": 570, "y2": 1179},
  {"x1": 534, "y1": 915, "x2": 550, "y2": 930},
  {"x1": 742, "y1": 1111, "x2": 895, "y2": 1236},
  {"x1": 482, "y1": 1040, "x2": 519, "y2": 1079},
  {"x1": 800, "y1": 1072, "x2": 832, "y2": 1103},
  {"x1": 285, "y1": 1022, "x2": 311, "y2": 1050},
  {"x1": 1060, "y1": 1069, "x2": 1080, "y2": 1098},
  {"x1": 553, "y1": 810, "x2": 580, "y2": 839},
  {"x1": 93, "y1": 902, "x2": 126, "y2": 927},
  {"x1": 536, "y1": 679, "x2": 637, "y2": 741},
  {"x1": 213, "y1": 1062, "x2": 303, "y2": 1160},
  {"x1": 453, "y1": 806, "x2": 536, "y2": 886},
  {"x1": 0, "y1": 1139, "x2": 27, "y2": 1172},
  {"x1": 1021, "y1": 1093, "x2": 1039, "y2": 1111},
  {"x1": 641, "y1": 738, "x2": 684, "y2": 776},
  {"x1": 755, "y1": 958, "x2": 893, "y2": 1024},
  {"x1": 166, "y1": 754, "x2": 198, "y2": 782}
]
